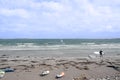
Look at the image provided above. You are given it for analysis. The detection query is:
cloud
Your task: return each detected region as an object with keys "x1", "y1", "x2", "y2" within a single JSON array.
[
  {"x1": 0, "y1": 8, "x2": 29, "y2": 18},
  {"x1": 0, "y1": 0, "x2": 120, "y2": 38}
]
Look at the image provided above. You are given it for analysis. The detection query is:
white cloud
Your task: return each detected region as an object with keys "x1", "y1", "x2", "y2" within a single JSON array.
[
  {"x1": 92, "y1": 25, "x2": 114, "y2": 32},
  {"x1": 0, "y1": 8, "x2": 30, "y2": 18},
  {"x1": 0, "y1": 0, "x2": 120, "y2": 38}
]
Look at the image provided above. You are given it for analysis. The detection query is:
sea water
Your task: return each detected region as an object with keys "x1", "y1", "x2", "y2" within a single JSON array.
[{"x1": 0, "y1": 39, "x2": 120, "y2": 57}]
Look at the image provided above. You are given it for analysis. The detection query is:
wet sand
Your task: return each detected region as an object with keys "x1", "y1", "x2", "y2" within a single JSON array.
[{"x1": 0, "y1": 53, "x2": 120, "y2": 80}]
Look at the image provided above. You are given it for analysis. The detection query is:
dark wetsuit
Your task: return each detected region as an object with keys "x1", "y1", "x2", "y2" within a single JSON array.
[{"x1": 99, "y1": 50, "x2": 103, "y2": 57}]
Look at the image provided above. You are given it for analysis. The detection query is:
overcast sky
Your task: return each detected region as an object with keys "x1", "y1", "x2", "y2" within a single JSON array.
[{"x1": 0, "y1": 0, "x2": 120, "y2": 38}]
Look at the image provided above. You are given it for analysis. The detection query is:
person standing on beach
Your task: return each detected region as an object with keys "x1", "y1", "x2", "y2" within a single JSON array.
[{"x1": 99, "y1": 50, "x2": 103, "y2": 57}]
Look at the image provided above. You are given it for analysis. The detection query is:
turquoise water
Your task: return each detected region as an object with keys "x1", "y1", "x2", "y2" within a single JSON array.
[{"x1": 0, "y1": 39, "x2": 120, "y2": 46}]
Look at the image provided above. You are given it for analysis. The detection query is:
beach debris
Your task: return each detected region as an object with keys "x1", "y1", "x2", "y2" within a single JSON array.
[
  {"x1": 31, "y1": 61, "x2": 38, "y2": 63},
  {"x1": 88, "y1": 75, "x2": 120, "y2": 80},
  {"x1": 83, "y1": 66, "x2": 89, "y2": 70},
  {"x1": 73, "y1": 74, "x2": 88, "y2": 80},
  {"x1": 0, "y1": 59, "x2": 8, "y2": 62},
  {"x1": 40, "y1": 70, "x2": 50, "y2": 76},
  {"x1": 2, "y1": 68, "x2": 15, "y2": 72},
  {"x1": 1, "y1": 54, "x2": 7, "y2": 57},
  {"x1": 107, "y1": 62, "x2": 120, "y2": 72},
  {"x1": 89, "y1": 78, "x2": 106, "y2": 80},
  {"x1": 107, "y1": 65, "x2": 119, "y2": 70},
  {"x1": 56, "y1": 72, "x2": 65, "y2": 78},
  {"x1": 0, "y1": 70, "x2": 5, "y2": 78}
]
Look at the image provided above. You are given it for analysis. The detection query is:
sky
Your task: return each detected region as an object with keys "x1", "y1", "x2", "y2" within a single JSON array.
[{"x1": 0, "y1": 0, "x2": 120, "y2": 39}]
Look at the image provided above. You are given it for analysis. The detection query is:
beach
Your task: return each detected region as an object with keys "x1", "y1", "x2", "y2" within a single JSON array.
[
  {"x1": 0, "y1": 49, "x2": 120, "y2": 80},
  {"x1": 0, "y1": 39, "x2": 120, "y2": 80}
]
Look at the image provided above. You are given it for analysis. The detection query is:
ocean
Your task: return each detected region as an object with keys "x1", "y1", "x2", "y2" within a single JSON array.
[{"x1": 0, "y1": 39, "x2": 120, "y2": 57}]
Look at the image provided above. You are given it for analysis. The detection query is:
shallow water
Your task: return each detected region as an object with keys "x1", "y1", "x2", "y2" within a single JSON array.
[
  {"x1": 0, "y1": 45, "x2": 120, "y2": 58},
  {"x1": 0, "y1": 39, "x2": 120, "y2": 57}
]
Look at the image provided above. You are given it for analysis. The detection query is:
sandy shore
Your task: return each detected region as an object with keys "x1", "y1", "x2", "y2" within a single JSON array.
[{"x1": 0, "y1": 54, "x2": 120, "y2": 80}]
